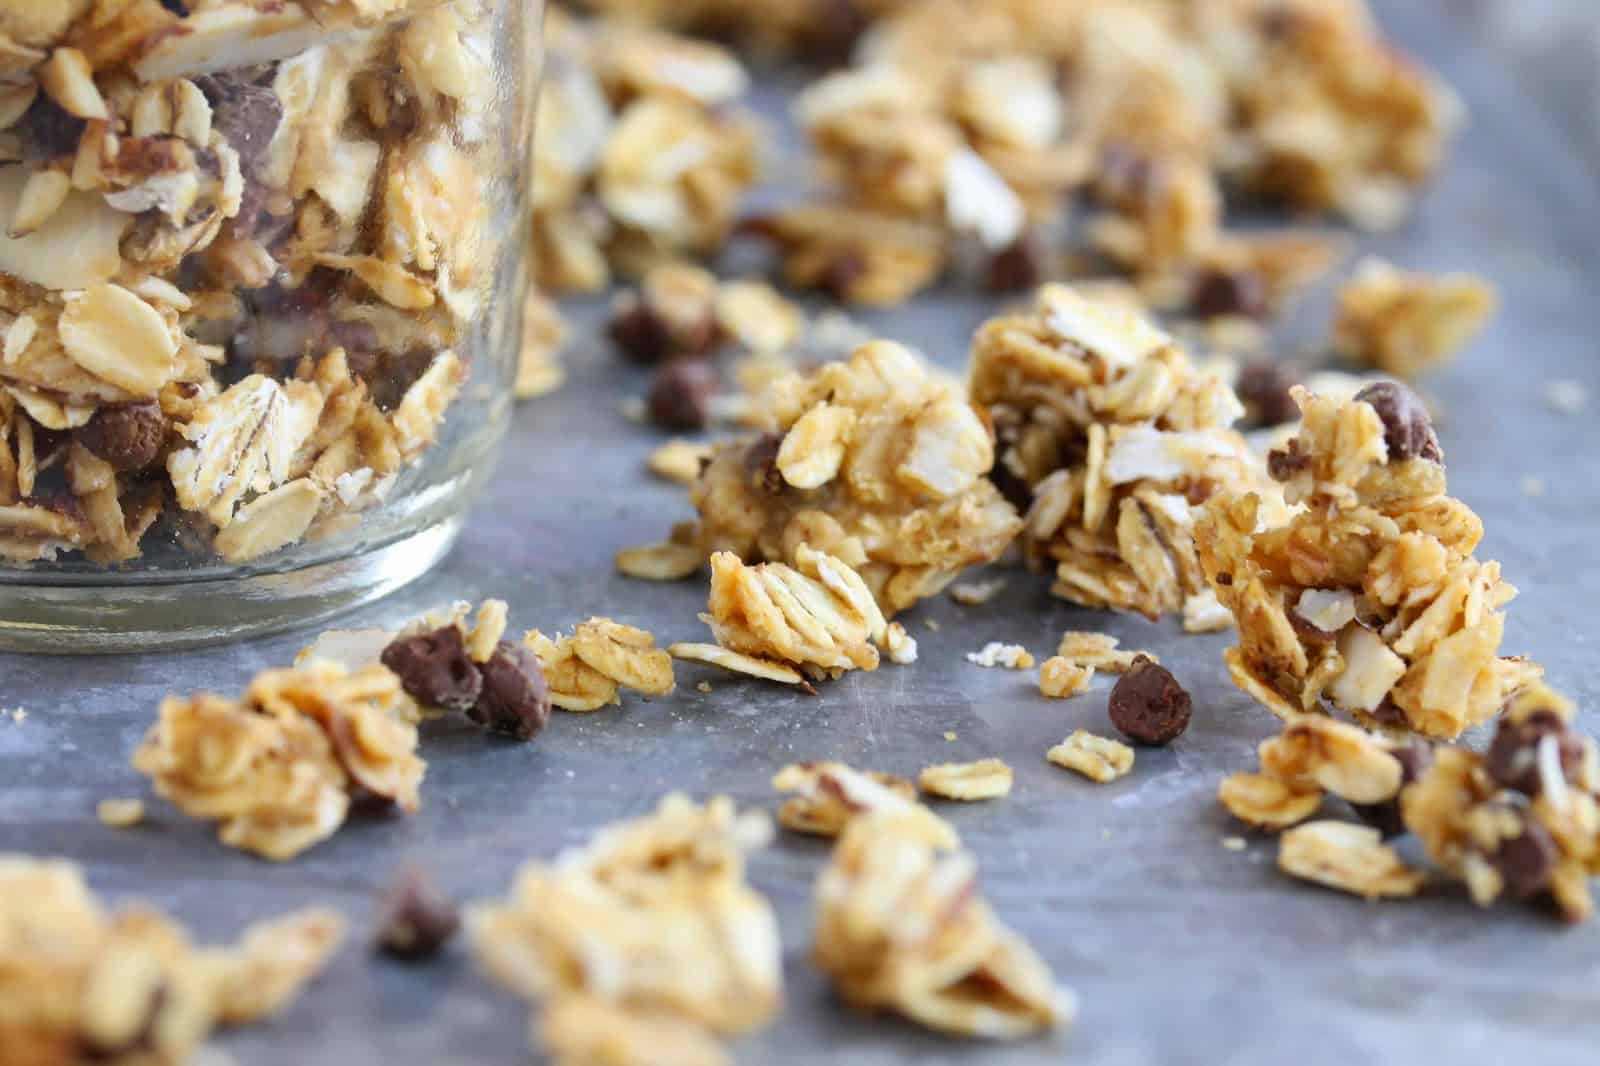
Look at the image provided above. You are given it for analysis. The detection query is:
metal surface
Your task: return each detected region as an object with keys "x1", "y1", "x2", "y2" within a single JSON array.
[{"x1": 4, "y1": 5, "x2": 1600, "y2": 1064}]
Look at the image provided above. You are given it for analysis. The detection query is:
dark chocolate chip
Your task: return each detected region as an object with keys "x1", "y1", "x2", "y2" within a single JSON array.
[
  {"x1": 375, "y1": 868, "x2": 461, "y2": 960},
  {"x1": 647, "y1": 359, "x2": 719, "y2": 431},
  {"x1": 1489, "y1": 809, "x2": 1559, "y2": 901},
  {"x1": 468, "y1": 641, "x2": 551, "y2": 741},
  {"x1": 158, "y1": 0, "x2": 189, "y2": 14},
  {"x1": 76, "y1": 403, "x2": 167, "y2": 472},
  {"x1": 1266, "y1": 439, "x2": 1311, "y2": 482},
  {"x1": 1108, "y1": 656, "x2": 1192, "y2": 746},
  {"x1": 985, "y1": 239, "x2": 1043, "y2": 293},
  {"x1": 381, "y1": 625, "x2": 483, "y2": 712},
  {"x1": 1485, "y1": 710, "x2": 1585, "y2": 797},
  {"x1": 1190, "y1": 268, "x2": 1268, "y2": 320},
  {"x1": 16, "y1": 94, "x2": 86, "y2": 162},
  {"x1": 1235, "y1": 360, "x2": 1302, "y2": 428},
  {"x1": 196, "y1": 72, "x2": 283, "y2": 177},
  {"x1": 1353, "y1": 381, "x2": 1441, "y2": 464},
  {"x1": 609, "y1": 302, "x2": 675, "y2": 365},
  {"x1": 744, "y1": 433, "x2": 787, "y2": 494}
]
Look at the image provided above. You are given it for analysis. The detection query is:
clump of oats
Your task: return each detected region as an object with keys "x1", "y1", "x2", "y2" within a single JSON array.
[
  {"x1": 1048, "y1": 731, "x2": 1134, "y2": 784},
  {"x1": 918, "y1": 758, "x2": 1013, "y2": 801}
]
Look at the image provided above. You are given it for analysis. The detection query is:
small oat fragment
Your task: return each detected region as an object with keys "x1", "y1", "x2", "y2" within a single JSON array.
[
  {"x1": 1038, "y1": 657, "x2": 1093, "y2": 699},
  {"x1": 96, "y1": 797, "x2": 145, "y2": 828},
  {"x1": 615, "y1": 540, "x2": 704, "y2": 581},
  {"x1": 696, "y1": 681, "x2": 713, "y2": 694},
  {"x1": 949, "y1": 577, "x2": 1006, "y2": 606},
  {"x1": 883, "y1": 622, "x2": 918, "y2": 664},
  {"x1": 919, "y1": 759, "x2": 1013, "y2": 801},
  {"x1": 375, "y1": 868, "x2": 461, "y2": 961},
  {"x1": 1108, "y1": 656, "x2": 1192, "y2": 746},
  {"x1": 1221, "y1": 836, "x2": 1248, "y2": 852},
  {"x1": 966, "y1": 642, "x2": 1034, "y2": 670},
  {"x1": 1218, "y1": 772, "x2": 1323, "y2": 830},
  {"x1": 1277, "y1": 820, "x2": 1425, "y2": 900},
  {"x1": 1543, "y1": 379, "x2": 1588, "y2": 416},
  {"x1": 943, "y1": 732, "x2": 957, "y2": 741},
  {"x1": 1054, "y1": 632, "x2": 1152, "y2": 674},
  {"x1": 647, "y1": 438, "x2": 713, "y2": 484},
  {"x1": 1048, "y1": 731, "x2": 1134, "y2": 784}
]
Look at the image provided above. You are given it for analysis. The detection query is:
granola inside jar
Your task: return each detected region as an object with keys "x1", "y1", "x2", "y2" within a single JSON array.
[{"x1": 0, "y1": 1, "x2": 540, "y2": 649}]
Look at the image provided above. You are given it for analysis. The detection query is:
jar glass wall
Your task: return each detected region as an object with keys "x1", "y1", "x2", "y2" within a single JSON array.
[{"x1": 0, "y1": 0, "x2": 540, "y2": 651}]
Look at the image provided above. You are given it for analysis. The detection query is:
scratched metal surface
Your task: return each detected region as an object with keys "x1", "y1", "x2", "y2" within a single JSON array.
[{"x1": 4, "y1": 3, "x2": 1600, "y2": 1064}]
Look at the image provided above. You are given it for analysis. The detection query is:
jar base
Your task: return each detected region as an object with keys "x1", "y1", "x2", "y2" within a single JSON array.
[{"x1": 0, "y1": 515, "x2": 463, "y2": 654}]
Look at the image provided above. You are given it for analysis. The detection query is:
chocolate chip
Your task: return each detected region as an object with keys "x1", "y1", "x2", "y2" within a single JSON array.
[
  {"x1": 16, "y1": 94, "x2": 87, "y2": 163},
  {"x1": 1235, "y1": 360, "x2": 1301, "y2": 428},
  {"x1": 1485, "y1": 710, "x2": 1585, "y2": 797},
  {"x1": 1353, "y1": 381, "x2": 1441, "y2": 464},
  {"x1": 1266, "y1": 439, "x2": 1311, "y2": 482},
  {"x1": 375, "y1": 868, "x2": 460, "y2": 960},
  {"x1": 647, "y1": 359, "x2": 718, "y2": 431},
  {"x1": 1107, "y1": 656, "x2": 1192, "y2": 746},
  {"x1": 985, "y1": 239, "x2": 1043, "y2": 293},
  {"x1": 158, "y1": 0, "x2": 189, "y2": 14},
  {"x1": 76, "y1": 403, "x2": 166, "y2": 472},
  {"x1": 1190, "y1": 268, "x2": 1268, "y2": 320},
  {"x1": 609, "y1": 302, "x2": 675, "y2": 365},
  {"x1": 1489, "y1": 807, "x2": 1559, "y2": 901},
  {"x1": 468, "y1": 641, "x2": 551, "y2": 741},
  {"x1": 794, "y1": 0, "x2": 872, "y2": 61},
  {"x1": 744, "y1": 433, "x2": 787, "y2": 494},
  {"x1": 196, "y1": 72, "x2": 283, "y2": 177},
  {"x1": 381, "y1": 625, "x2": 483, "y2": 712},
  {"x1": 1352, "y1": 740, "x2": 1431, "y2": 837}
]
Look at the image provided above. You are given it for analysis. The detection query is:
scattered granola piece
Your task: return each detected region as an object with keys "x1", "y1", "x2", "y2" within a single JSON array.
[
  {"x1": 1108, "y1": 657, "x2": 1192, "y2": 746},
  {"x1": 883, "y1": 621, "x2": 919, "y2": 664},
  {"x1": 696, "y1": 681, "x2": 713, "y2": 694},
  {"x1": 1221, "y1": 836, "x2": 1248, "y2": 852},
  {"x1": 376, "y1": 868, "x2": 461, "y2": 961},
  {"x1": 132, "y1": 661, "x2": 424, "y2": 860},
  {"x1": 1048, "y1": 731, "x2": 1134, "y2": 784},
  {"x1": 1278, "y1": 821, "x2": 1425, "y2": 900},
  {"x1": 691, "y1": 547, "x2": 887, "y2": 680},
  {"x1": 1198, "y1": 382, "x2": 1541, "y2": 738},
  {"x1": 686, "y1": 340, "x2": 1021, "y2": 615},
  {"x1": 1542, "y1": 379, "x2": 1588, "y2": 416},
  {"x1": 608, "y1": 263, "x2": 722, "y2": 364},
  {"x1": 1038, "y1": 657, "x2": 1093, "y2": 700},
  {"x1": 943, "y1": 731, "x2": 957, "y2": 741},
  {"x1": 648, "y1": 439, "x2": 713, "y2": 485},
  {"x1": 470, "y1": 795, "x2": 782, "y2": 1062},
  {"x1": 95, "y1": 798, "x2": 145, "y2": 829},
  {"x1": 970, "y1": 284, "x2": 1276, "y2": 620},
  {"x1": 616, "y1": 538, "x2": 705, "y2": 581},
  {"x1": 812, "y1": 809, "x2": 1074, "y2": 1039},
  {"x1": 772, "y1": 761, "x2": 955, "y2": 845},
  {"x1": 966, "y1": 642, "x2": 1035, "y2": 670},
  {"x1": 0, "y1": 856, "x2": 342, "y2": 1063},
  {"x1": 1055, "y1": 632, "x2": 1153, "y2": 674},
  {"x1": 949, "y1": 577, "x2": 1007, "y2": 606},
  {"x1": 1220, "y1": 716, "x2": 1414, "y2": 832},
  {"x1": 1519, "y1": 475, "x2": 1545, "y2": 499},
  {"x1": 1217, "y1": 772, "x2": 1322, "y2": 831},
  {"x1": 1333, "y1": 259, "x2": 1496, "y2": 380},
  {"x1": 529, "y1": 618, "x2": 676, "y2": 712},
  {"x1": 1402, "y1": 685, "x2": 1600, "y2": 921},
  {"x1": 918, "y1": 759, "x2": 1013, "y2": 802}
]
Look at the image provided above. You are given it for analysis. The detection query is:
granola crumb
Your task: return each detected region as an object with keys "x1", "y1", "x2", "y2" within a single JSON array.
[
  {"x1": 1520, "y1": 475, "x2": 1546, "y2": 498},
  {"x1": 883, "y1": 621, "x2": 919, "y2": 664},
  {"x1": 1038, "y1": 657, "x2": 1093, "y2": 700},
  {"x1": 1278, "y1": 820, "x2": 1425, "y2": 900},
  {"x1": 925, "y1": 618, "x2": 942, "y2": 632},
  {"x1": 918, "y1": 758, "x2": 1013, "y2": 801},
  {"x1": 96, "y1": 797, "x2": 145, "y2": 828},
  {"x1": 943, "y1": 732, "x2": 957, "y2": 741},
  {"x1": 647, "y1": 438, "x2": 714, "y2": 485},
  {"x1": 949, "y1": 577, "x2": 1007, "y2": 606},
  {"x1": 966, "y1": 642, "x2": 1035, "y2": 670},
  {"x1": 1048, "y1": 731, "x2": 1135, "y2": 784},
  {"x1": 1543, "y1": 379, "x2": 1588, "y2": 416},
  {"x1": 1221, "y1": 836, "x2": 1248, "y2": 852},
  {"x1": 696, "y1": 681, "x2": 713, "y2": 693}
]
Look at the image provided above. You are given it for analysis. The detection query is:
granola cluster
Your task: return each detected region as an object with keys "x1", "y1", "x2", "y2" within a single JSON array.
[
  {"x1": 969, "y1": 284, "x2": 1275, "y2": 622},
  {"x1": 686, "y1": 340, "x2": 1022, "y2": 615},
  {"x1": 812, "y1": 808, "x2": 1073, "y2": 1040},
  {"x1": 0, "y1": 1, "x2": 512, "y2": 567},
  {"x1": 0, "y1": 855, "x2": 343, "y2": 1065},
  {"x1": 533, "y1": 12, "x2": 761, "y2": 293},
  {"x1": 1196, "y1": 381, "x2": 1540, "y2": 738},
  {"x1": 131, "y1": 661, "x2": 424, "y2": 860},
  {"x1": 470, "y1": 794, "x2": 782, "y2": 1065},
  {"x1": 1332, "y1": 257, "x2": 1498, "y2": 380},
  {"x1": 771, "y1": 760, "x2": 958, "y2": 845},
  {"x1": 527, "y1": 616, "x2": 676, "y2": 711},
  {"x1": 1218, "y1": 714, "x2": 1415, "y2": 830}
]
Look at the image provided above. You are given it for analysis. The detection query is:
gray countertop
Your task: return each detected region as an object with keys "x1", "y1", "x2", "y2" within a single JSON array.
[{"x1": 4, "y1": 3, "x2": 1600, "y2": 1064}]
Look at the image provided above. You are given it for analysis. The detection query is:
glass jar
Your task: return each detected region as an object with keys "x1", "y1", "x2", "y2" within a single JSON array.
[{"x1": 0, "y1": 0, "x2": 541, "y2": 651}]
